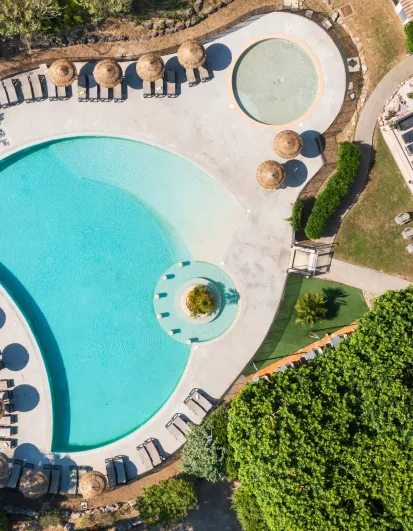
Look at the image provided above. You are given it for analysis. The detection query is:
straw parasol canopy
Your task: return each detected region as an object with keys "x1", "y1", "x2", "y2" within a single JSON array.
[
  {"x1": 256, "y1": 160, "x2": 285, "y2": 190},
  {"x1": 274, "y1": 130, "x2": 303, "y2": 160},
  {"x1": 48, "y1": 59, "x2": 77, "y2": 87},
  {"x1": 136, "y1": 53, "x2": 165, "y2": 82},
  {"x1": 79, "y1": 471, "x2": 107, "y2": 499},
  {"x1": 0, "y1": 453, "x2": 9, "y2": 480},
  {"x1": 19, "y1": 470, "x2": 48, "y2": 499},
  {"x1": 94, "y1": 59, "x2": 122, "y2": 88},
  {"x1": 178, "y1": 40, "x2": 207, "y2": 69}
]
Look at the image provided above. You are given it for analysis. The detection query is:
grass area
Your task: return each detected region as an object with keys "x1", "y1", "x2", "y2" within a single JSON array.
[
  {"x1": 336, "y1": 130, "x2": 413, "y2": 281},
  {"x1": 327, "y1": 0, "x2": 406, "y2": 89},
  {"x1": 243, "y1": 274, "x2": 368, "y2": 376}
]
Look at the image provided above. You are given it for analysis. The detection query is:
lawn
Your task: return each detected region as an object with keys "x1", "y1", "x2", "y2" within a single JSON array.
[
  {"x1": 243, "y1": 274, "x2": 368, "y2": 376},
  {"x1": 336, "y1": 130, "x2": 413, "y2": 281}
]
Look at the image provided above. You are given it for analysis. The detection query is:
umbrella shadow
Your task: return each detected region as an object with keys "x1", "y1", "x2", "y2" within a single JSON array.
[
  {"x1": 124, "y1": 62, "x2": 142, "y2": 90},
  {"x1": 79, "y1": 62, "x2": 97, "y2": 77},
  {"x1": 300, "y1": 130, "x2": 323, "y2": 159},
  {"x1": 13, "y1": 385, "x2": 40, "y2": 412},
  {"x1": 2, "y1": 343, "x2": 29, "y2": 371},
  {"x1": 0, "y1": 308, "x2": 5, "y2": 329},
  {"x1": 284, "y1": 160, "x2": 308, "y2": 187},
  {"x1": 206, "y1": 43, "x2": 232, "y2": 71}
]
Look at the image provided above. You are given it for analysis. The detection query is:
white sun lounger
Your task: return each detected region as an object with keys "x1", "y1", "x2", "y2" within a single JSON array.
[
  {"x1": 0, "y1": 380, "x2": 12, "y2": 392},
  {"x1": 3, "y1": 79, "x2": 18, "y2": 105},
  {"x1": 191, "y1": 391, "x2": 213, "y2": 412},
  {"x1": 166, "y1": 422, "x2": 186, "y2": 444},
  {"x1": 143, "y1": 80, "x2": 153, "y2": 98},
  {"x1": 0, "y1": 426, "x2": 13, "y2": 437},
  {"x1": 186, "y1": 68, "x2": 197, "y2": 87},
  {"x1": 145, "y1": 441, "x2": 162, "y2": 466},
  {"x1": 137, "y1": 445, "x2": 153, "y2": 470},
  {"x1": 198, "y1": 62, "x2": 210, "y2": 82},
  {"x1": 56, "y1": 85, "x2": 66, "y2": 99},
  {"x1": 305, "y1": 350, "x2": 316, "y2": 361},
  {"x1": 42, "y1": 464, "x2": 52, "y2": 491},
  {"x1": 113, "y1": 81, "x2": 123, "y2": 102},
  {"x1": 44, "y1": 73, "x2": 57, "y2": 100},
  {"x1": 20, "y1": 76, "x2": 33, "y2": 102},
  {"x1": 99, "y1": 85, "x2": 110, "y2": 101},
  {"x1": 114, "y1": 457, "x2": 126, "y2": 484},
  {"x1": 67, "y1": 466, "x2": 78, "y2": 495},
  {"x1": 166, "y1": 70, "x2": 176, "y2": 97},
  {"x1": 88, "y1": 76, "x2": 98, "y2": 101},
  {"x1": 7, "y1": 459, "x2": 23, "y2": 489},
  {"x1": 185, "y1": 397, "x2": 207, "y2": 419},
  {"x1": 154, "y1": 77, "x2": 164, "y2": 97},
  {"x1": 105, "y1": 459, "x2": 116, "y2": 487},
  {"x1": 31, "y1": 75, "x2": 43, "y2": 100},
  {"x1": 173, "y1": 416, "x2": 191, "y2": 435},
  {"x1": 77, "y1": 75, "x2": 87, "y2": 102},
  {"x1": 0, "y1": 81, "x2": 9, "y2": 108},
  {"x1": 0, "y1": 415, "x2": 16, "y2": 426},
  {"x1": 49, "y1": 466, "x2": 61, "y2": 495}
]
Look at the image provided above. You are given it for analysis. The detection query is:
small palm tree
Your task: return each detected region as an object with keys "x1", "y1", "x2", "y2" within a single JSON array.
[{"x1": 295, "y1": 292, "x2": 327, "y2": 329}]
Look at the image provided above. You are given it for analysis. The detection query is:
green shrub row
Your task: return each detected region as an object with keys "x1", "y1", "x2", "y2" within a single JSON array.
[
  {"x1": 405, "y1": 21, "x2": 413, "y2": 53},
  {"x1": 304, "y1": 141, "x2": 361, "y2": 240},
  {"x1": 290, "y1": 198, "x2": 304, "y2": 232}
]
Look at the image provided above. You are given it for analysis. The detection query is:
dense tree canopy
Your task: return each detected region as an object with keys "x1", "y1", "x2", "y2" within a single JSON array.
[{"x1": 229, "y1": 287, "x2": 413, "y2": 531}]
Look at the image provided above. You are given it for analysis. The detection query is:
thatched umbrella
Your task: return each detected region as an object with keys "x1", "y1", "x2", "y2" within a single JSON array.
[
  {"x1": 177, "y1": 40, "x2": 206, "y2": 69},
  {"x1": 79, "y1": 471, "x2": 107, "y2": 499},
  {"x1": 136, "y1": 53, "x2": 165, "y2": 82},
  {"x1": 274, "y1": 130, "x2": 303, "y2": 160},
  {"x1": 94, "y1": 59, "x2": 122, "y2": 88},
  {"x1": 0, "y1": 453, "x2": 9, "y2": 480},
  {"x1": 48, "y1": 59, "x2": 77, "y2": 87},
  {"x1": 256, "y1": 160, "x2": 285, "y2": 190},
  {"x1": 19, "y1": 470, "x2": 48, "y2": 499}
]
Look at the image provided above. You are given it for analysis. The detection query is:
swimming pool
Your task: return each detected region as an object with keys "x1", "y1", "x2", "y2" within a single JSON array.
[
  {"x1": 232, "y1": 37, "x2": 321, "y2": 127},
  {"x1": 0, "y1": 136, "x2": 243, "y2": 451}
]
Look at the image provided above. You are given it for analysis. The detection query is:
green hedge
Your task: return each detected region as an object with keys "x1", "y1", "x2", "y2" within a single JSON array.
[
  {"x1": 304, "y1": 142, "x2": 361, "y2": 240},
  {"x1": 290, "y1": 198, "x2": 304, "y2": 232},
  {"x1": 405, "y1": 21, "x2": 413, "y2": 53}
]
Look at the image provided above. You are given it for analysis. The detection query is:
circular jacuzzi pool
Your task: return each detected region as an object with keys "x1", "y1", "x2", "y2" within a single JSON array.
[{"x1": 231, "y1": 37, "x2": 322, "y2": 128}]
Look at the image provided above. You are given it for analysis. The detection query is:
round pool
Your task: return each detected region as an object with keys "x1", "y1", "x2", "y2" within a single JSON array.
[
  {"x1": 231, "y1": 37, "x2": 322, "y2": 127},
  {"x1": 0, "y1": 136, "x2": 241, "y2": 451}
]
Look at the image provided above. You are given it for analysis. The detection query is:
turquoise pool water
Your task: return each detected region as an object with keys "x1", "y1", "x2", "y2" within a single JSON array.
[{"x1": 0, "y1": 136, "x2": 239, "y2": 452}]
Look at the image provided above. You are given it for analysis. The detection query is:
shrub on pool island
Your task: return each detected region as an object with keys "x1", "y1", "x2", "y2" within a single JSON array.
[
  {"x1": 187, "y1": 285, "x2": 216, "y2": 317},
  {"x1": 134, "y1": 478, "x2": 197, "y2": 527},
  {"x1": 304, "y1": 142, "x2": 361, "y2": 240}
]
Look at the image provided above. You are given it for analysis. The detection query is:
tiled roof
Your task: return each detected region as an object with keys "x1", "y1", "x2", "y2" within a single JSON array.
[{"x1": 401, "y1": 0, "x2": 413, "y2": 20}]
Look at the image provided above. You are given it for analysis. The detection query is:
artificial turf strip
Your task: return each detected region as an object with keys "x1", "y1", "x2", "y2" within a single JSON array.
[{"x1": 243, "y1": 273, "x2": 368, "y2": 375}]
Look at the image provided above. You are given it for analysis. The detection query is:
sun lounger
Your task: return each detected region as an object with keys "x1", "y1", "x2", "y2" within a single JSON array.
[
  {"x1": 154, "y1": 77, "x2": 164, "y2": 97},
  {"x1": 191, "y1": 391, "x2": 213, "y2": 412},
  {"x1": 305, "y1": 350, "x2": 316, "y2": 361},
  {"x1": 0, "y1": 361, "x2": 4, "y2": 370},
  {"x1": 395, "y1": 212, "x2": 412, "y2": 225},
  {"x1": 0, "y1": 82, "x2": 9, "y2": 108},
  {"x1": 7, "y1": 459, "x2": 23, "y2": 489},
  {"x1": 114, "y1": 456, "x2": 126, "y2": 484},
  {"x1": 87, "y1": 76, "x2": 98, "y2": 101},
  {"x1": 3, "y1": 79, "x2": 18, "y2": 105},
  {"x1": 105, "y1": 459, "x2": 116, "y2": 487},
  {"x1": 322, "y1": 18, "x2": 333, "y2": 30},
  {"x1": 402, "y1": 130, "x2": 413, "y2": 144},
  {"x1": 0, "y1": 380, "x2": 13, "y2": 392},
  {"x1": 166, "y1": 422, "x2": 186, "y2": 443},
  {"x1": 49, "y1": 465, "x2": 61, "y2": 495},
  {"x1": 20, "y1": 76, "x2": 33, "y2": 102},
  {"x1": 67, "y1": 466, "x2": 78, "y2": 495},
  {"x1": 137, "y1": 445, "x2": 153, "y2": 470},
  {"x1": 31, "y1": 75, "x2": 43, "y2": 100},
  {"x1": 402, "y1": 227, "x2": 413, "y2": 239},
  {"x1": 0, "y1": 415, "x2": 17, "y2": 426},
  {"x1": 143, "y1": 80, "x2": 154, "y2": 98},
  {"x1": 185, "y1": 397, "x2": 207, "y2": 419},
  {"x1": 77, "y1": 75, "x2": 87, "y2": 102},
  {"x1": 166, "y1": 70, "x2": 176, "y2": 97},
  {"x1": 43, "y1": 464, "x2": 52, "y2": 491},
  {"x1": 408, "y1": 243, "x2": 413, "y2": 254},
  {"x1": 45, "y1": 74, "x2": 57, "y2": 100},
  {"x1": 113, "y1": 81, "x2": 123, "y2": 102},
  {"x1": 0, "y1": 436, "x2": 17, "y2": 449},
  {"x1": 397, "y1": 111, "x2": 413, "y2": 131},
  {"x1": 145, "y1": 440, "x2": 162, "y2": 467},
  {"x1": 56, "y1": 85, "x2": 67, "y2": 99},
  {"x1": 99, "y1": 85, "x2": 110, "y2": 101},
  {"x1": 198, "y1": 62, "x2": 210, "y2": 82},
  {"x1": 186, "y1": 68, "x2": 197, "y2": 87},
  {"x1": 77, "y1": 466, "x2": 89, "y2": 488},
  {"x1": 173, "y1": 416, "x2": 191, "y2": 435},
  {"x1": 330, "y1": 336, "x2": 342, "y2": 348}
]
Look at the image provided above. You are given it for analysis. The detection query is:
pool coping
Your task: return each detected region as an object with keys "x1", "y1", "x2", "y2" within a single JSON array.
[{"x1": 229, "y1": 33, "x2": 325, "y2": 130}]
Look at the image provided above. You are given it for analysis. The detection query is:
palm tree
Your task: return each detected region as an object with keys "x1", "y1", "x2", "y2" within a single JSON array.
[{"x1": 295, "y1": 292, "x2": 327, "y2": 329}]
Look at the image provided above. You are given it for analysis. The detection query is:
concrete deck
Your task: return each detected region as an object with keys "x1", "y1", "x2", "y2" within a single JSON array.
[{"x1": 0, "y1": 12, "x2": 346, "y2": 480}]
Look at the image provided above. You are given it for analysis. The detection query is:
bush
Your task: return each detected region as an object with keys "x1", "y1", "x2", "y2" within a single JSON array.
[
  {"x1": 287, "y1": 198, "x2": 304, "y2": 232},
  {"x1": 79, "y1": 511, "x2": 116, "y2": 529},
  {"x1": 187, "y1": 285, "x2": 215, "y2": 317},
  {"x1": 232, "y1": 485, "x2": 270, "y2": 531},
  {"x1": 405, "y1": 21, "x2": 413, "y2": 53},
  {"x1": 0, "y1": 510, "x2": 8, "y2": 531},
  {"x1": 305, "y1": 142, "x2": 361, "y2": 240},
  {"x1": 228, "y1": 286, "x2": 413, "y2": 530},
  {"x1": 181, "y1": 403, "x2": 232, "y2": 482},
  {"x1": 39, "y1": 510, "x2": 63, "y2": 528},
  {"x1": 135, "y1": 478, "x2": 197, "y2": 527},
  {"x1": 294, "y1": 291, "x2": 327, "y2": 328}
]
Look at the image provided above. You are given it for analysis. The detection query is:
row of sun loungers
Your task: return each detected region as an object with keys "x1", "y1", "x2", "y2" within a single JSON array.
[{"x1": 186, "y1": 63, "x2": 210, "y2": 87}]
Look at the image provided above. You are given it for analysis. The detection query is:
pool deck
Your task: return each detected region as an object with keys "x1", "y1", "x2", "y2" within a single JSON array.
[{"x1": 0, "y1": 12, "x2": 346, "y2": 479}]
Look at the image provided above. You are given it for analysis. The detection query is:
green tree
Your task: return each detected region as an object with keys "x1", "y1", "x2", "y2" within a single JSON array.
[
  {"x1": 39, "y1": 510, "x2": 63, "y2": 528},
  {"x1": 135, "y1": 478, "x2": 197, "y2": 527},
  {"x1": 405, "y1": 21, "x2": 413, "y2": 53},
  {"x1": 228, "y1": 286, "x2": 413, "y2": 531},
  {"x1": 181, "y1": 403, "x2": 235, "y2": 482},
  {"x1": 0, "y1": 0, "x2": 61, "y2": 38},
  {"x1": 232, "y1": 485, "x2": 270, "y2": 531},
  {"x1": 78, "y1": 0, "x2": 132, "y2": 18},
  {"x1": 0, "y1": 510, "x2": 8, "y2": 531},
  {"x1": 294, "y1": 291, "x2": 327, "y2": 327}
]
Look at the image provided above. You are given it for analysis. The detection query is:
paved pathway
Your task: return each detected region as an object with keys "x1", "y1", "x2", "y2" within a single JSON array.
[
  {"x1": 323, "y1": 54, "x2": 413, "y2": 240},
  {"x1": 318, "y1": 258, "x2": 411, "y2": 294}
]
